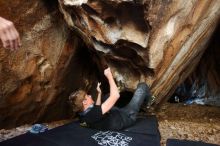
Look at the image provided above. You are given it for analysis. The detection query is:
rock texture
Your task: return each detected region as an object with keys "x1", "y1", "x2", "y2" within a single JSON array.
[
  {"x1": 0, "y1": 0, "x2": 220, "y2": 128},
  {"x1": 172, "y1": 25, "x2": 220, "y2": 106},
  {"x1": 0, "y1": 0, "x2": 78, "y2": 128},
  {"x1": 58, "y1": 0, "x2": 220, "y2": 105}
]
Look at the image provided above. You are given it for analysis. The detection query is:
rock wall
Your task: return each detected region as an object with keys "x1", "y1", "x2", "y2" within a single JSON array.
[
  {"x1": 0, "y1": 0, "x2": 220, "y2": 128},
  {"x1": 0, "y1": 0, "x2": 78, "y2": 128},
  {"x1": 59, "y1": 0, "x2": 220, "y2": 106},
  {"x1": 171, "y1": 24, "x2": 220, "y2": 106}
]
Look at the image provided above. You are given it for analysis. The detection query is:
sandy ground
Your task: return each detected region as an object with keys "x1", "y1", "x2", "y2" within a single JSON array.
[
  {"x1": 155, "y1": 103, "x2": 220, "y2": 146},
  {"x1": 0, "y1": 120, "x2": 72, "y2": 142},
  {"x1": 0, "y1": 103, "x2": 220, "y2": 145}
]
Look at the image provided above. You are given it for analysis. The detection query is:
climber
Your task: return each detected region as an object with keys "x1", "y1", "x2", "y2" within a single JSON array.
[
  {"x1": 69, "y1": 67, "x2": 152, "y2": 130},
  {"x1": 0, "y1": 16, "x2": 21, "y2": 50}
]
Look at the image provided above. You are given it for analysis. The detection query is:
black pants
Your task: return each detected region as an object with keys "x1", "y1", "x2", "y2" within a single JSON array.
[
  {"x1": 103, "y1": 83, "x2": 151, "y2": 129},
  {"x1": 120, "y1": 83, "x2": 151, "y2": 128}
]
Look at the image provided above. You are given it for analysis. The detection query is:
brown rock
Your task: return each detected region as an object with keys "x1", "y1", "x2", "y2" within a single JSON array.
[
  {"x1": 58, "y1": 0, "x2": 220, "y2": 105},
  {"x1": 0, "y1": 0, "x2": 220, "y2": 128},
  {"x1": 0, "y1": 0, "x2": 76, "y2": 128}
]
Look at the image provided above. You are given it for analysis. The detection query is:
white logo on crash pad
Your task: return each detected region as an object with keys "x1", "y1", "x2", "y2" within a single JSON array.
[{"x1": 91, "y1": 131, "x2": 132, "y2": 146}]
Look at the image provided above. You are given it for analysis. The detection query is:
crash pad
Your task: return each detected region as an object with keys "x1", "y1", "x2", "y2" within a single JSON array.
[
  {"x1": 0, "y1": 116, "x2": 160, "y2": 146},
  {"x1": 166, "y1": 139, "x2": 219, "y2": 146}
]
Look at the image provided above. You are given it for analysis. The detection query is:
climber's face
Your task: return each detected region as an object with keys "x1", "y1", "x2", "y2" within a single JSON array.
[{"x1": 83, "y1": 94, "x2": 94, "y2": 107}]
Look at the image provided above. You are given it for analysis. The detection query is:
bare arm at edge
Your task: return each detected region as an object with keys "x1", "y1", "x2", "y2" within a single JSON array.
[{"x1": 0, "y1": 17, "x2": 21, "y2": 50}]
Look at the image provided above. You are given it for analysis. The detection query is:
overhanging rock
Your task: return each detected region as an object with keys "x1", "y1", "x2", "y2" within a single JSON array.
[{"x1": 58, "y1": 0, "x2": 220, "y2": 104}]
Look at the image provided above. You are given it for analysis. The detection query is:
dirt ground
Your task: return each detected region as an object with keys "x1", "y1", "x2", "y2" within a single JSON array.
[
  {"x1": 155, "y1": 103, "x2": 220, "y2": 146},
  {"x1": 0, "y1": 103, "x2": 220, "y2": 146}
]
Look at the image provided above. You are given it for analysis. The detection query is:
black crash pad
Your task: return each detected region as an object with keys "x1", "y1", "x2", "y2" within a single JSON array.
[
  {"x1": 167, "y1": 139, "x2": 219, "y2": 146},
  {"x1": 0, "y1": 116, "x2": 160, "y2": 146}
]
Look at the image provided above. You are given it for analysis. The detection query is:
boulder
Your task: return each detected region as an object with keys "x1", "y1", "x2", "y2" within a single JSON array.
[{"x1": 0, "y1": 0, "x2": 220, "y2": 128}]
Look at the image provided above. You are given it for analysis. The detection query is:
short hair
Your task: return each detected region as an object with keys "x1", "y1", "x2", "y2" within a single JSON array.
[{"x1": 69, "y1": 90, "x2": 86, "y2": 113}]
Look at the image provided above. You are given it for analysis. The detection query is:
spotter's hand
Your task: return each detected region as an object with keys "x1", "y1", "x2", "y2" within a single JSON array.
[{"x1": 0, "y1": 17, "x2": 21, "y2": 51}]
